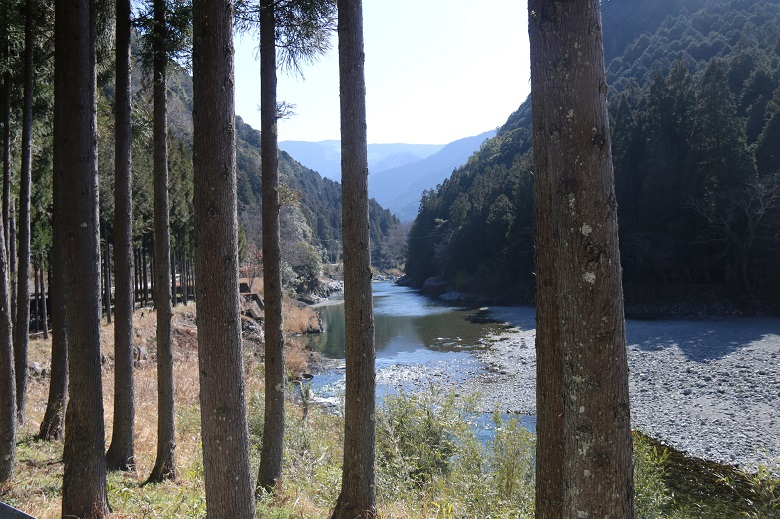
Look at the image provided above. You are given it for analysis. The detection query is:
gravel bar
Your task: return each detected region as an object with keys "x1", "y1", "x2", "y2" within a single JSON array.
[{"x1": 461, "y1": 307, "x2": 780, "y2": 472}]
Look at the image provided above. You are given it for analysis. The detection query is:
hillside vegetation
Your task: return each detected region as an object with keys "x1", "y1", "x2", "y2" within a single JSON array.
[{"x1": 405, "y1": 0, "x2": 780, "y2": 311}]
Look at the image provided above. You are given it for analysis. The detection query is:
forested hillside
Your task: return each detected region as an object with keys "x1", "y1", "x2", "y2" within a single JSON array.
[
  {"x1": 7, "y1": 36, "x2": 404, "y2": 311},
  {"x1": 406, "y1": 0, "x2": 780, "y2": 310}
]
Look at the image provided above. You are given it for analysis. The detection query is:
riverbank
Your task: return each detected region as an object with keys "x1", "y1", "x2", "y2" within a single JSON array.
[{"x1": 461, "y1": 306, "x2": 780, "y2": 473}]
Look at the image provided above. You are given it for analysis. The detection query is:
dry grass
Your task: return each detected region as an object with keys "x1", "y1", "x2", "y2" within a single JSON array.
[
  {"x1": 1, "y1": 302, "x2": 321, "y2": 518},
  {"x1": 282, "y1": 300, "x2": 320, "y2": 336}
]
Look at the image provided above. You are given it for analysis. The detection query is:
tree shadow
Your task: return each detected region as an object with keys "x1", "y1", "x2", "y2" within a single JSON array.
[{"x1": 626, "y1": 316, "x2": 780, "y2": 362}]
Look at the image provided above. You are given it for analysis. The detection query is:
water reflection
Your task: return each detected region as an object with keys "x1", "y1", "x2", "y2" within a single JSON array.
[{"x1": 308, "y1": 282, "x2": 506, "y2": 359}]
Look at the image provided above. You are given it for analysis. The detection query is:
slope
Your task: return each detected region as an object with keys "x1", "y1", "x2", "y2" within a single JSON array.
[
  {"x1": 405, "y1": 0, "x2": 780, "y2": 309},
  {"x1": 369, "y1": 130, "x2": 496, "y2": 222}
]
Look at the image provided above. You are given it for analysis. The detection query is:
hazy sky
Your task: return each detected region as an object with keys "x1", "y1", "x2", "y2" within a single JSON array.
[{"x1": 234, "y1": 0, "x2": 531, "y2": 145}]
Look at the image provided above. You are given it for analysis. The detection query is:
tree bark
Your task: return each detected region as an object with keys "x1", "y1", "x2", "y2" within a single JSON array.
[
  {"x1": 38, "y1": 185, "x2": 68, "y2": 443},
  {"x1": 9, "y1": 201, "x2": 15, "y2": 358},
  {"x1": 331, "y1": 1, "x2": 376, "y2": 517},
  {"x1": 146, "y1": 0, "x2": 176, "y2": 483},
  {"x1": 257, "y1": 0, "x2": 285, "y2": 492},
  {"x1": 181, "y1": 250, "x2": 188, "y2": 303},
  {"x1": 2, "y1": 39, "x2": 10, "y2": 274},
  {"x1": 13, "y1": 0, "x2": 34, "y2": 424},
  {"x1": 170, "y1": 247, "x2": 177, "y2": 306},
  {"x1": 133, "y1": 247, "x2": 139, "y2": 306},
  {"x1": 0, "y1": 174, "x2": 15, "y2": 484},
  {"x1": 529, "y1": 2, "x2": 634, "y2": 517},
  {"x1": 40, "y1": 260, "x2": 47, "y2": 339},
  {"x1": 142, "y1": 248, "x2": 148, "y2": 306},
  {"x1": 56, "y1": 0, "x2": 110, "y2": 512},
  {"x1": 34, "y1": 263, "x2": 40, "y2": 333},
  {"x1": 103, "y1": 237, "x2": 112, "y2": 323},
  {"x1": 530, "y1": 31, "x2": 565, "y2": 514},
  {"x1": 192, "y1": 0, "x2": 256, "y2": 514},
  {"x1": 106, "y1": 0, "x2": 135, "y2": 471}
]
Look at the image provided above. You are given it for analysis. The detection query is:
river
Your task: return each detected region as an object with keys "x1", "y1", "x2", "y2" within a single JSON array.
[
  {"x1": 305, "y1": 281, "x2": 537, "y2": 433},
  {"x1": 303, "y1": 281, "x2": 780, "y2": 469}
]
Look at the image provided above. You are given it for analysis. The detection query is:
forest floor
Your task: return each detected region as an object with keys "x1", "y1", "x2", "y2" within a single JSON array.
[{"x1": 3, "y1": 300, "x2": 321, "y2": 518}]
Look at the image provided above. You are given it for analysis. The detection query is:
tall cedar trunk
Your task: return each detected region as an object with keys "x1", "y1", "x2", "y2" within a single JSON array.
[
  {"x1": 106, "y1": 0, "x2": 135, "y2": 471},
  {"x1": 181, "y1": 252, "x2": 188, "y2": 303},
  {"x1": 142, "y1": 249, "x2": 148, "y2": 306},
  {"x1": 532, "y1": 126, "x2": 565, "y2": 518},
  {"x1": 34, "y1": 263, "x2": 40, "y2": 333},
  {"x1": 529, "y1": 3, "x2": 564, "y2": 516},
  {"x1": 9, "y1": 202, "x2": 15, "y2": 350},
  {"x1": 56, "y1": 0, "x2": 110, "y2": 512},
  {"x1": 150, "y1": 253, "x2": 155, "y2": 302},
  {"x1": 2, "y1": 50, "x2": 9, "y2": 271},
  {"x1": 141, "y1": 247, "x2": 152, "y2": 306},
  {"x1": 38, "y1": 177, "x2": 68, "y2": 442},
  {"x1": 40, "y1": 260, "x2": 47, "y2": 339},
  {"x1": 192, "y1": 0, "x2": 256, "y2": 515},
  {"x1": 133, "y1": 248, "x2": 139, "y2": 306},
  {"x1": 529, "y1": 2, "x2": 634, "y2": 517},
  {"x1": 331, "y1": 1, "x2": 376, "y2": 517},
  {"x1": 103, "y1": 238, "x2": 112, "y2": 323},
  {"x1": 170, "y1": 248, "x2": 177, "y2": 306},
  {"x1": 0, "y1": 177, "x2": 15, "y2": 483},
  {"x1": 257, "y1": 0, "x2": 285, "y2": 491},
  {"x1": 13, "y1": 0, "x2": 34, "y2": 424},
  {"x1": 146, "y1": 0, "x2": 176, "y2": 483}
]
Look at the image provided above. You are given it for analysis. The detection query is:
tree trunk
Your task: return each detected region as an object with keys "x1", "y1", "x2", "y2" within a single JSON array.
[
  {"x1": 106, "y1": 0, "x2": 135, "y2": 471},
  {"x1": 13, "y1": 0, "x2": 34, "y2": 425},
  {"x1": 38, "y1": 203, "x2": 68, "y2": 443},
  {"x1": 192, "y1": 0, "x2": 255, "y2": 514},
  {"x1": 142, "y1": 247, "x2": 148, "y2": 306},
  {"x1": 150, "y1": 251, "x2": 155, "y2": 303},
  {"x1": 331, "y1": 1, "x2": 376, "y2": 517},
  {"x1": 146, "y1": 0, "x2": 176, "y2": 483},
  {"x1": 40, "y1": 260, "x2": 47, "y2": 339},
  {"x1": 56, "y1": 0, "x2": 110, "y2": 512},
  {"x1": 133, "y1": 247, "x2": 139, "y2": 306},
  {"x1": 9, "y1": 201, "x2": 15, "y2": 358},
  {"x1": 529, "y1": 2, "x2": 634, "y2": 517},
  {"x1": 181, "y1": 250, "x2": 188, "y2": 304},
  {"x1": 34, "y1": 263, "x2": 40, "y2": 333},
  {"x1": 0, "y1": 176, "x2": 15, "y2": 484},
  {"x1": 103, "y1": 237, "x2": 112, "y2": 323},
  {"x1": 2, "y1": 41, "x2": 10, "y2": 273},
  {"x1": 530, "y1": 33, "x2": 565, "y2": 514},
  {"x1": 257, "y1": 0, "x2": 285, "y2": 492},
  {"x1": 170, "y1": 247, "x2": 177, "y2": 306}
]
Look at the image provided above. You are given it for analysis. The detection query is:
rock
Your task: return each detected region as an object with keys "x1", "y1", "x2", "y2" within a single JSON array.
[{"x1": 29, "y1": 362, "x2": 43, "y2": 377}]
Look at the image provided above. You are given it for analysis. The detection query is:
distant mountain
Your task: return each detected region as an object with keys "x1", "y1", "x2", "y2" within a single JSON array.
[
  {"x1": 236, "y1": 119, "x2": 406, "y2": 270},
  {"x1": 129, "y1": 50, "x2": 406, "y2": 271},
  {"x1": 278, "y1": 140, "x2": 445, "y2": 180},
  {"x1": 369, "y1": 130, "x2": 496, "y2": 222}
]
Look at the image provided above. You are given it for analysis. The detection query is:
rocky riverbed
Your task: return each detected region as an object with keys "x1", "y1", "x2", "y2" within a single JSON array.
[{"x1": 459, "y1": 307, "x2": 780, "y2": 472}]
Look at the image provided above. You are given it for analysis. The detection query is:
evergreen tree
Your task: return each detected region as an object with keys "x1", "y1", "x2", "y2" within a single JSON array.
[
  {"x1": 530, "y1": 1, "x2": 634, "y2": 516},
  {"x1": 105, "y1": 0, "x2": 136, "y2": 472},
  {"x1": 192, "y1": 0, "x2": 255, "y2": 513},
  {"x1": 56, "y1": 0, "x2": 110, "y2": 513},
  {"x1": 331, "y1": 0, "x2": 376, "y2": 516}
]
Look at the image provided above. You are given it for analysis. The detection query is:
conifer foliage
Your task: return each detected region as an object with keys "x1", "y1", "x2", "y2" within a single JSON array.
[{"x1": 407, "y1": 0, "x2": 780, "y2": 309}]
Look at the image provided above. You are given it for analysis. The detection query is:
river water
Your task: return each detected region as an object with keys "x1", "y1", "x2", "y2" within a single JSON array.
[{"x1": 304, "y1": 281, "x2": 537, "y2": 433}]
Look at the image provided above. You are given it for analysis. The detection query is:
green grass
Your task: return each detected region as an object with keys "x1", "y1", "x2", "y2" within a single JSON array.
[
  {"x1": 640, "y1": 434, "x2": 780, "y2": 518},
  {"x1": 3, "y1": 383, "x2": 778, "y2": 518}
]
